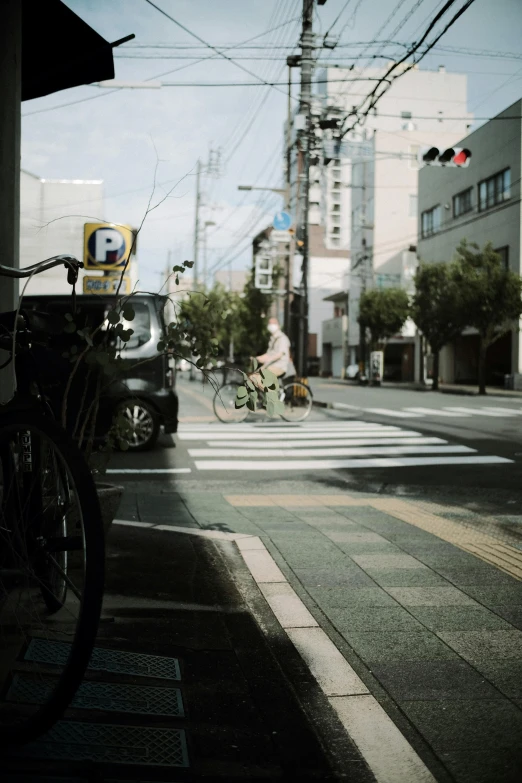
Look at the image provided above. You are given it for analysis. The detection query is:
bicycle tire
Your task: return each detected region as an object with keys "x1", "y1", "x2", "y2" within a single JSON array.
[
  {"x1": 0, "y1": 410, "x2": 105, "y2": 746},
  {"x1": 281, "y1": 381, "x2": 313, "y2": 423},
  {"x1": 213, "y1": 383, "x2": 249, "y2": 423}
]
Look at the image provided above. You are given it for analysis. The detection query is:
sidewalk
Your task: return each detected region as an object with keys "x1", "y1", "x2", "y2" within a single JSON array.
[
  {"x1": 312, "y1": 376, "x2": 522, "y2": 398},
  {"x1": 6, "y1": 483, "x2": 522, "y2": 782}
]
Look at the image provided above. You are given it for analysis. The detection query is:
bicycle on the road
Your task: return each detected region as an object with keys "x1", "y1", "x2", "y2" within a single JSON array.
[
  {"x1": 213, "y1": 372, "x2": 313, "y2": 423},
  {"x1": 0, "y1": 256, "x2": 105, "y2": 746}
]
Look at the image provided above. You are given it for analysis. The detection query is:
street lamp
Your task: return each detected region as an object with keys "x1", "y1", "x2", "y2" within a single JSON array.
[{"x1": 237, "y1": 185, "x2": 286, "y2": 195}]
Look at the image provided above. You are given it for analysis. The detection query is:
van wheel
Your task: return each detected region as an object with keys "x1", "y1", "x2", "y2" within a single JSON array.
[{"x1": 117, "y1": 401, "x2": 160, "y2": 451}]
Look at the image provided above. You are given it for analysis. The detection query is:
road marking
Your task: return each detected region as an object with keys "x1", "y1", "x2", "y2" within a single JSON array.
[
  {"x1": 106, "y1": 468, "x2": 192, "y2": 474},
  {"x1": 179, "y1": 427, "x2": 416, "y2": 441},
  {"x1": 364, "y1": 408, "x2": 424, "y2": 418},
  {"x1": 209, "y1": 436, "x2": 447, "y2": 448},
  {"x1": 402, "y1": 407, "x2": 470, "y2": 417},
  {"x1": 194, "y1": 455, "x2": 512, "y2": 471},
  {"x1": 442, "y1": 406, "x2": 508, "y2": 417},
  {"x1": 188, "y1": 445, "x2": 475, "y2": 458},
  {"x1": 481, "y1": 407, "x2": 522, "y2": 416}
]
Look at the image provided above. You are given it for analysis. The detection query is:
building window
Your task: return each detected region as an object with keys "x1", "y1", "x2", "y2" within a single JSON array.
[
  {"x1": 331, "y1": 226, "x2": 340, "y2": 235},
  {"x1": 332, "y1": 202, "x2": 340, "y2": 213},
  {"x1": 401, "y1": 111, "x2": 412, "y2": 119},
  {"x1": 332, "y1": 181, "x2": 342, "y2": 190},
  {"x1": 494, "y1": 246, "x2": 509, "y2": 269},
  {"x1": 421, "y1": 205, "x2": 441, "y2": 238},
  {"x1": 330, "y1": 237, "x2": 340, "y2": 247},
  {"x1": 478, "y1": 168, "x2": 511, "y2": 211},
  {"x1": 453, "y1": 187, "x2": 473, "y2": 218},
  {"x1": 409, "y1": 194, "x2": 417, "y2": 218},
  {"x1": 331, "y1": 214, "x2": 340, "y2": 226}
]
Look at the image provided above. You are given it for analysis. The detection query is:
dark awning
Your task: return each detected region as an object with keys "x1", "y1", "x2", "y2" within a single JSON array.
[{"x1": 22, "y1": 0, "x2": 133, "y2": 102}]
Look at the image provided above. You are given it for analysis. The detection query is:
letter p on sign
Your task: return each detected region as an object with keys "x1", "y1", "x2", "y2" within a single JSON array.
[
  {"x1": 84, "y1": 223, "x2": 133, "y2": 270},
  {"x1": 95, "y1": 228, "x2": 124, "y2": 263}
]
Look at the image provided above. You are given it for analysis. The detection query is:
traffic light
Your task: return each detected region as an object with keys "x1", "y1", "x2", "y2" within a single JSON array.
[
  {"x1": 254, "y1": 253, "x2": 273, "y2": 290},
  {"x1": 419, "y1": 146, "x2": 472, "y2": 168}
]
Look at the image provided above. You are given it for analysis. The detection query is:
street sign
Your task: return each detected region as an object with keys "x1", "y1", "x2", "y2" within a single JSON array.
[
  {"x1": 272, "y1": 211, "x2": 292, "y2": 231},
  {"x1": 83, "y1": 275, "x2": 131, "y2": 295},
  {"x1": 84, "y1": 223, "x2": 134, "y2": 271},
  {"x1": 271, "y1": 230, "x2": 292, "y2": 243}
]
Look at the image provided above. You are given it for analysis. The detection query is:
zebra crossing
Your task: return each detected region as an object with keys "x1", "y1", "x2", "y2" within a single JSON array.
[
  {"x1": 177, "y1": 421, "x2": 513, "y2": 472},
  {"x1": 331, "y1": 403, "x2": 522, "y2": 419}
]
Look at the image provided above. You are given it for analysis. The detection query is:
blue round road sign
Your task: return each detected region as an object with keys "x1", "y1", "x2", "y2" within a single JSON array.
[{"x1": 273, "y1": 211, "x2": 292, "y2": 231}]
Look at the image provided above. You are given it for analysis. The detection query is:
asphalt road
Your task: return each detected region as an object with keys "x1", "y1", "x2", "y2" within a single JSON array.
[{"x1": 106, "y1": 375, "x2": 522, "y2": 498}]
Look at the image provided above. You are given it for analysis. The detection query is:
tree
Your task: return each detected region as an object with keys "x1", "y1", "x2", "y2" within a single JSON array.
[
  {"x1": 411, "y1": 262, "x2": 463, "y2": 391},
  {"x1": 232, "y1": 272, "x2": 274, "y2": 360},
  {"x1": 454, "y1": 240, "x2": 522, "y2": 395},
  {"x1": 358, "y1": 287, "x2": 410, "y2": 357}
]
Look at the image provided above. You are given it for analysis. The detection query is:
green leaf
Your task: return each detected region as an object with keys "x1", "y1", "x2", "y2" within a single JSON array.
[
  {"x1": 120, "y1": 328, "x2": 134, "y2": 342},
  {"x1": 64, "y1": 321, "x2": 76, "y2": 333},
  {"x1": 157, "y1": 340, "x2": 166, "y2": 352},
  {"x1": 64, "y1": 312, "x2": 74, "y2": 322},
  {"x1": 183, "y1": 260, "x2": 194, "y2": 268},
  {"x1": 236, "y1": 385, "x2": 248, "y2": 399},
  {"x1": 107, "y1": 310, "x2": 120, "y2": 325},
  {"x1": 122, "y1": 305, "x2": 135, "y2": 321},
  {"x1": 251, "y1": 357, "x2": 259, "y2": 371},
  {"x1": 260, "y1": 368, "x2": 277, "y2": 388},
  {"x1": 173, "y1": 264, "x2": 185, "y2": 273},
  {"x1": 266, "y1": 398, "x2": 276, "y2": 417}
]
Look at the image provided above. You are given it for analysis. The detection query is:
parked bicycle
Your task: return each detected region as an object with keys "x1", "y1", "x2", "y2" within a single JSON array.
[
  {"x1": 213, "y1": 371, "x2": 313, "y2": 423},
  {"x1": 0, "y1": 256, "x2": 104, "y2": 746}
]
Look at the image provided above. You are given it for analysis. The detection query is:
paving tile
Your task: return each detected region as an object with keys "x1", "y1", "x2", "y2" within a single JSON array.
[
  {"x1": 400, "y1": 699, "x2": 522, "y2": 750},
  {"x1": 407, "y1": 606, "x2": 513, "y2": 632},
  {"x1": 412, "y1": 550, "x2": 484, "y2": 569},
  {"x1": 325, "y1": 606, "x2": 425, "y2": 633},
  {"x1": 435, "y1": 565, "x2": 519, "y2": 586},
  {"x1": 322, "y1": 531, "x2": 389, "y2": 545},
  {"x1": 305, "y1": 586, "x2": 399, "y2": 609},
  {"x1": 338, "y1": 541, "x2": 404, "y2": 556},
  {"x1": 438, "y1": 629, "x2": 522, "y2": 661},
  {"x1": 487, "y1": 605, "x2": 522, "y2": 630},
  {"x1": 368, "y1": 568, "x2": 450, "y2": 587},
  {"x1": 439, "y1": 748, "x2": 522, "y2": 783},
  {"x1": 346, "y1": 631, "x2": 459, "y2": 662},
  {"x1": 369, "y1": 660, "x2": 503, "y2": 701},
  {"x1": 473, "y1": 660, "x2": 522, "y2": 699},
  {"x1": 273, "y1": 547, "x2": 347, "y2": 569},
  {"x1": 293, "y1": 566, "x2": 376, "y2": 588},
  {"x1": 386, "y1": 586, "x2": 478, "y2": 606},
  {"x1": 352, "y1": 553, "x2": 425, "y2": 570},
  {"x1": 458, "y1": 584, "x2": 522, "y2": 606}
]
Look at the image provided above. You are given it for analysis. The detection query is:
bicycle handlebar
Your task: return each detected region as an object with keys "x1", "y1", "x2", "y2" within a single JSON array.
[{"x1": 0, "y1": 254, "x2": 82, "y2": 279}]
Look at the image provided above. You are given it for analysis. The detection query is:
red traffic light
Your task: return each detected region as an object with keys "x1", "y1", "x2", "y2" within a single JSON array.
[{"x1": 453, "y1": 148, "x2": 471, "y2": 166}]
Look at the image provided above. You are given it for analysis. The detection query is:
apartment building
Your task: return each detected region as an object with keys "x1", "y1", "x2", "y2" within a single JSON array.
[
  {"x1": 417, "y1": 99, "x2": 522, "y2": 386},
  {"x1": 312, "y1": 63, "x2": 472, "y2": 377}
]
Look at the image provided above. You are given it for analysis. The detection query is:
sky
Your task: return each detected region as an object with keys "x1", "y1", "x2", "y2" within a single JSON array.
[{"x1": 21, "y1": 0, "x2": 522, "y2": 292}]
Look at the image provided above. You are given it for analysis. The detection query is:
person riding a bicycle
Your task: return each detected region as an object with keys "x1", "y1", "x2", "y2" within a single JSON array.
[{"x1": 255, "y1": 317, "x2": 295, "y2": 381}]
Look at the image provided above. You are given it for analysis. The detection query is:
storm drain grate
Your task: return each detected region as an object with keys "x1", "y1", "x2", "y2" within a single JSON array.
[
  {"x1": 24, "y1": 639, "x2": 181, "y2": 680},
  {"x1": 9, "y1": 721, "x2": 189, "y2": 767},
  {"x1": 7, "y1": 675, "x2": 184, "y2": 717}
]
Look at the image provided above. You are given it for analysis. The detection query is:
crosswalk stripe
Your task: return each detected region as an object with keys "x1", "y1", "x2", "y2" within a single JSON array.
[
  {"x1": 208, "y1": 436, "x2": 446, "y2": 448},
  {"x1": 188, "y1": 445, "x2": 475, "y2": 458},
  {"x1": 402, "y1": 407, "x2": 470, "y2": 417},
  {"x1": 480, "y1": 407, "x2": 522, "y2": 416},
  {"x1": 194, "y1": 455, "x2": 512, "y2": 471},
  {"x1": 442, "y1": 407, "x2": 508, "y2": 417},
  {"x1": 179, "y1": 428, "x2": 422, "y2": 441},
  {"x1": 364, "y1": 408, "x2": 424, "y2": 418}
]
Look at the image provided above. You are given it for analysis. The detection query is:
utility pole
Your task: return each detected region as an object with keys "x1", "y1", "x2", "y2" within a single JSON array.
[
  {"x1": 296, "y1": 0, "x2": 315, "y2": 379},
  {"x1": 193, "y1": 158, "x2": 201, "y2": 290},
  {"x1": 285, "y1": 54, "x2": 300, "y2": 336}
]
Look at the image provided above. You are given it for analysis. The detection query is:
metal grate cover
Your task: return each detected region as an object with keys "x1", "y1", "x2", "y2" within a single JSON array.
[
  {"x1": 24, "y1": 639, "x2": 181, "y2": 681},
  {"x1": 7, "y1": 675, "x2": 184, "y2": 717},
  {"x1": 10, "y1": 721, "x2": 189, "y2": 767}
]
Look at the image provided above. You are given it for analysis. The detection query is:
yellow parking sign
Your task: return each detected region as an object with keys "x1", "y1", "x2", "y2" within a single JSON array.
[
  {"x1": 83, "y1": 276, "x2": 130, "y2": 295},
  {"x1": 84, "y1": 223, "x2": 134, "y2": 271}
]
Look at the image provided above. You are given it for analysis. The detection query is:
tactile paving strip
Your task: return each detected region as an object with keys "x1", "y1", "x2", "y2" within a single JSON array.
[
  {"x1": 10, "y1": 721, "x2": 189, "y2": 766},
  {"x1": 7, "y1": 675, "x2": 184, "y2": 717},
  {"x1": 24, "y1": 639, "x2": 181, "y2": 680}
]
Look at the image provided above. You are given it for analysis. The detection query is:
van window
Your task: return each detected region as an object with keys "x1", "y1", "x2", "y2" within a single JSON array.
[{"x1": 119, "y1": 303, "x2": 151, "y2": 349}]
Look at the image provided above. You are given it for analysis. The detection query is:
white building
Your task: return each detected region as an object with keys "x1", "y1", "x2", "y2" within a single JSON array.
[
  {"x1": 313, "y1": 63, "x2": 473, "y2": 377},
  {"x1": 20, "y1": 170, "x2": 138, "y2": 296},
  {"x1": 417, "y1": 99, "x2": 522, "y2": 387}
]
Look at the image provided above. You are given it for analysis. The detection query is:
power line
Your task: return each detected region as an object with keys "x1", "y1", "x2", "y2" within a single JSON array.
[{"x1": 143, "y1": 0, "x2": 291, "y2": 100}]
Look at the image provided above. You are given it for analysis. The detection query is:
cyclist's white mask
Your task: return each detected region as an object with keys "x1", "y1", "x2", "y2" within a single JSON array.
[{"x1": 267, "y1": 323, "x2": 279, "y2": 334}]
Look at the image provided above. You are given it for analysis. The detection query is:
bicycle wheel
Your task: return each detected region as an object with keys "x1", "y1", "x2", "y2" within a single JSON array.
[
  {"x1": 280, "y1": 381, "x2": 313, "y2": 422},
  {"x1": 213, "y1": 383, "x2": 249, "y2": 423},
  {"x1": 0, "y1": 410, "x2": 105, "y2": 746}
]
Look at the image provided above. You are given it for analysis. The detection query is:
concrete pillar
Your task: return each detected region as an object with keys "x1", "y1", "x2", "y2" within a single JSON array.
[{"x1": 0, "y1": 0, "x2": 21, "y2": 403}]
